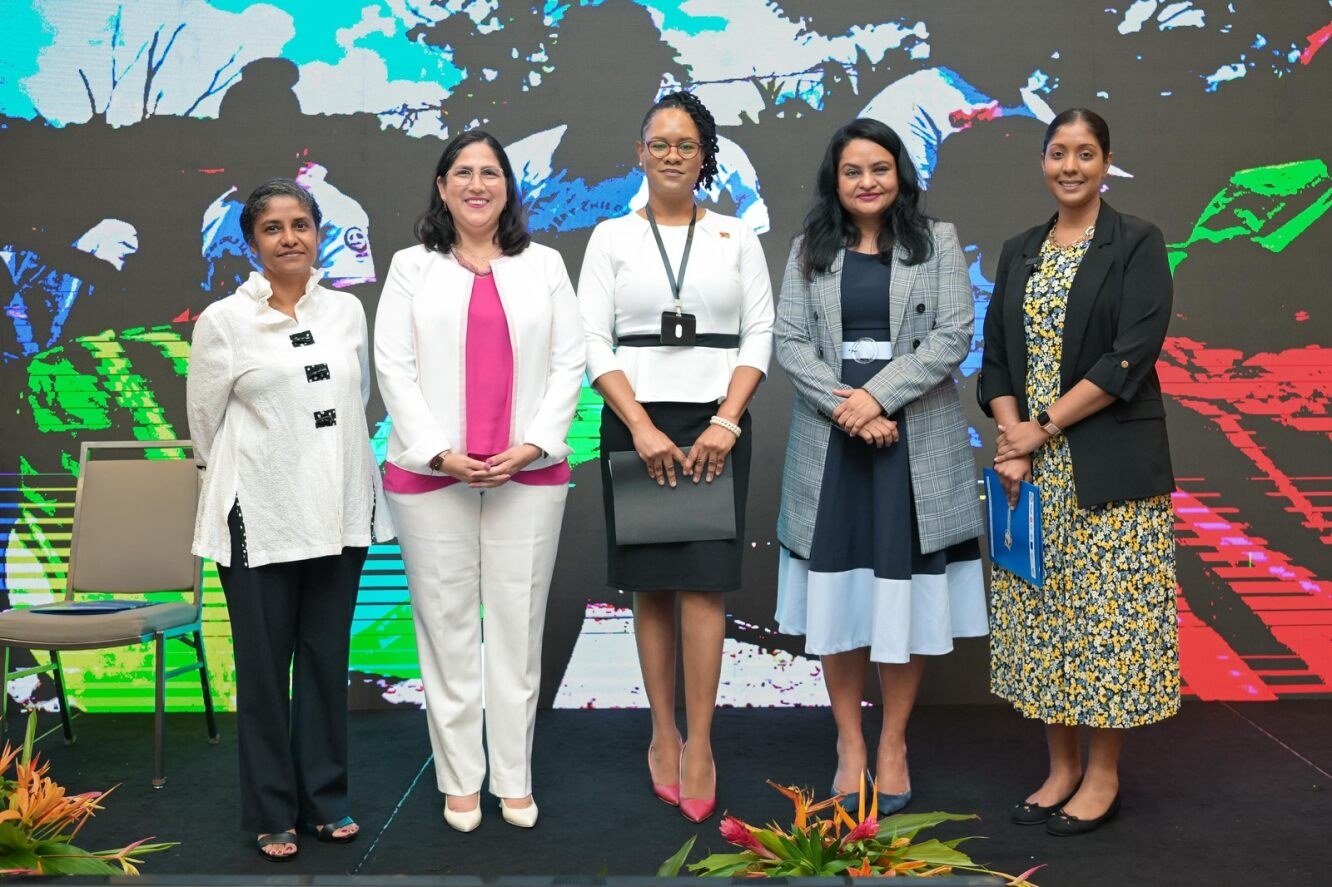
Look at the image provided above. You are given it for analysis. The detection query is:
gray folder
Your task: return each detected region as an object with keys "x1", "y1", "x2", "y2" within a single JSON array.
[{"x1": 608, "y1": 449, "x2": 736, "y2": 545}]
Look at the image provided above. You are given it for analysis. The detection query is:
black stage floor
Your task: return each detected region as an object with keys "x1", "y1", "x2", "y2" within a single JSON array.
[{"x1": 8, "y1": 702, "x2": 1330, "y2": 885}]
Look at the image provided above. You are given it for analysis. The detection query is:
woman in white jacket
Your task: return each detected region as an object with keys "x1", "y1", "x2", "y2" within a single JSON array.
[{"x1": 375, "y1": 130, "x2": 584, "y2": 832}]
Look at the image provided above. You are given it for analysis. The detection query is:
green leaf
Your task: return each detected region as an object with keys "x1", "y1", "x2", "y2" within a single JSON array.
[
  {"x1": 897, "y1": 838, "x2": 979, "y2": 866},
  {"x1": 697, "y1": 861, "x2": 756, "y2": 878},
  {"x1": 0, "y1": 822, "x2": 39, "y2": 853},
  {"x1": 880, "y1": 811, "x2": 979, "y2": 840},
  {"x1": 34, "y1": 853, "x2": 123, "y2": 876},
  {"x1": 819, "y1": 858, "x2": 854, "y2": 876},
  {"x1": 752, "y1": 828, "x2": 788, "y2": 857},
  {"x1": 0, "y1": 848, "x2": 42, "y2": 872},
  {"x1": 21, "y1": 709, "x2": 38, "y2": 767},
  {"x1": 657, "y1": 835, "x2": 696, "y2": 877}
]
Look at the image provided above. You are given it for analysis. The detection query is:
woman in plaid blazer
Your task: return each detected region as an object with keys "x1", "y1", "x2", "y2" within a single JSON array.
[{"x1": 774, "y1": 118, "x2": 985, "y2": 815}]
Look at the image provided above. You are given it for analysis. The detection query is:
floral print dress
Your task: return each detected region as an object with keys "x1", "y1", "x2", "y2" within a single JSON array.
[{"x1": 989, "y1": 235, "x2": 1179, "y2": 728}]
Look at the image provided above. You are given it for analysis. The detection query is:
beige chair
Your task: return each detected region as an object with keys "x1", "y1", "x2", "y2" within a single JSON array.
[{"x1": 0, "y1": 440, "x2": 218, "y2": 787}]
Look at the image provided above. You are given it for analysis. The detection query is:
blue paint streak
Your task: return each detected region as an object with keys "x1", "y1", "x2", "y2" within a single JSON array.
[{"x1": 525, "y1": 171, "x2": 644, "y2": 233}]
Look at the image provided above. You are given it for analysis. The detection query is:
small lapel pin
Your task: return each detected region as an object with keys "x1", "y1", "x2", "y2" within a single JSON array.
[{"x1": 719, "y1": 231, "x2": 730, "y2": 239}]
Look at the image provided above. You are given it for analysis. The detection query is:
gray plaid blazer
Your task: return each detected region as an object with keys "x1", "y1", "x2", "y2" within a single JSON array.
[{"x1": 775, "y1": 222, "x2": 984, "y2": 557}]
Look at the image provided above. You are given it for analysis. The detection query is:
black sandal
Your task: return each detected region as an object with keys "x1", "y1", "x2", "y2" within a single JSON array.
[
  {"x1": 257, "y1": 831, "x2": 299, "y2": 862},
  {"x1": 314, "y1": 815, "x2": 359, "y2": 843}
]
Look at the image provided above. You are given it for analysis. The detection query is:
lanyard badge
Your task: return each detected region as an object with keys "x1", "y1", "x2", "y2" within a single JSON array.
[{"x1": 647, "y1": 205, "x2": 698, "y2": 345}]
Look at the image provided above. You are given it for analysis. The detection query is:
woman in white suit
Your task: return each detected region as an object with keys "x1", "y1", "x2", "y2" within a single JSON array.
[{"x1": 374, "y1": 130, "x2": 585, "y2": 831}]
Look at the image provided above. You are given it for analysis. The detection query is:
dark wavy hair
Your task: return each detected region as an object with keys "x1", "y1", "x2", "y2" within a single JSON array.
[
  {"x1": 414, "y1": 129, "x2": 530, "y2": 255},
  {"x1": 240, "y1": 178, "x2": 321, "y2": 247},
  {"x1": 1043, "y1": 107, "x2": 1111, "y2": 156},
  {"x1": 798, "y1": 118, "x2": 933, "y2": 281},
  {"x1": 640, "y1": 90, "x2": 719, "y2": 192}
]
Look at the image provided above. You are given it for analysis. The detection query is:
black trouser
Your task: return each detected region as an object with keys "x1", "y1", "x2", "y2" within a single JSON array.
[{"x1": 217, "y1": 504, "x2": 367, "y2": 832}]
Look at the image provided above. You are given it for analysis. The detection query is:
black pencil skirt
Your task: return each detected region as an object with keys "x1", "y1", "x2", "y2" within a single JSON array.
[{"x1": 599, "y1": 401, "x2": 751, "y2": 593}]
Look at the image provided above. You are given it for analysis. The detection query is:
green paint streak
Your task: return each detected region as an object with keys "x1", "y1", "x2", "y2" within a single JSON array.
[
  {"x1": 1168, "y1": 159, "x2": 1331, "y2": 271},
  {"x1": 568, "y1": 383, "x2": 604, "y2": 468}
]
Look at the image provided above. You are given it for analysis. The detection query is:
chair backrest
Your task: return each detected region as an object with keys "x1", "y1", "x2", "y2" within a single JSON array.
[{"x1": 66, "y1": 441, "x2": 201, "y2": 606}]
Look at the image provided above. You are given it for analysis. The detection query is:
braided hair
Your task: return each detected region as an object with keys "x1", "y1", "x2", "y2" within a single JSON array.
[{"x1": 640, "y1": 90, "x2": 719, "y2": 192}]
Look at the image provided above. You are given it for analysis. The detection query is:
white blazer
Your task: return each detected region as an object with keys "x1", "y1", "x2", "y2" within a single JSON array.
[{"x1": 374, "y1": 242, "x2": 585, "y2": 474}]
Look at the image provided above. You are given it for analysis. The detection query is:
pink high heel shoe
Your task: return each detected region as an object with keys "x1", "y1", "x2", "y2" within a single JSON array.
[
  {"x1": 649, "y1": 745, "x2": 680, "y2": 806},
  {"x1": 678, "y1": 744, "x2": 716, "y2": 823}
]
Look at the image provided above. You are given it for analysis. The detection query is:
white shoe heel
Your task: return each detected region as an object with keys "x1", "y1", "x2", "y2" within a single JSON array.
[
  {"x1": 499, "y1": 798, "x2": 538, "y2": 828},
  {"x1": 443, "y1": 798, "x2": 482, "y2": 832}
]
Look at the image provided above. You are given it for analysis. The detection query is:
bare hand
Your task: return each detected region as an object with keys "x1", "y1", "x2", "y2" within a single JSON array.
[
  {"x1": 995, "y1": 421, "x2": 1049, "y2": 463},
  {"x1": 632, "y1": 422, "x2": 687, "y2": 488},
  {"x1": 435, "y1": 451, "x2": 495, "y2": 486},
  {"x1": 831, "y1": 387, "x2": 885, "y2": 436},
  {"x1": 470, "y1": 444, "x2": 542, "y2": 489},
  {"x1": 682, "y1": 424, "x2": 738, "y2": 483},
  {"x1": 856, "y1": 416, "x2": 898, "y2": 448},
  {"x1": 993, "y1": 454, "x2": 1032, "y2": 508}
]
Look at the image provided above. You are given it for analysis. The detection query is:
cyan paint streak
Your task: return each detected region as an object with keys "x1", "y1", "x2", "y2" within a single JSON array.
[
  {"x1": 205, "y1": 0, "x2": 364, "y2": 65},
  {"x1": 0, "y1": 1, "x2": 51, "y2": 119},
  {"x1": 632, "y1": 0, "x2": 727, "y2": 34}
]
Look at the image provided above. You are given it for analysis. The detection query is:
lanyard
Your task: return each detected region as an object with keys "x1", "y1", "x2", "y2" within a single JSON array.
[{"x1": 645, "y1": 204, "x2": 696, "y2": 316}]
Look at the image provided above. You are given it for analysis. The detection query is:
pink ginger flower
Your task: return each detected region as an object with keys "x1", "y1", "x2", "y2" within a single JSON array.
[
  {"x1": 719, "y1": 816, "x2": 778, "y2": 859},
  {"x1": 841, "y1": 816, "x2": 879, "y2": 846}
]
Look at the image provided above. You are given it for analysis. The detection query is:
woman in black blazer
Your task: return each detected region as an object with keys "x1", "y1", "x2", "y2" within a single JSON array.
[{"x1": 979, "y1": 109, "x2": 1177, "y2": 836}]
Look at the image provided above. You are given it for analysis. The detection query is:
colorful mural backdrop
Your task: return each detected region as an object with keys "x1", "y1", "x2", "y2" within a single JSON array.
[{"x1": 2, "y1": 1, "x2": 1329, "y2": 712}]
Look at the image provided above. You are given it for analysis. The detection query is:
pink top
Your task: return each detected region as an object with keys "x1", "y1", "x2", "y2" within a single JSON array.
[{"x1": 384, "y1": 272, "x2": 570, "y2": 493}]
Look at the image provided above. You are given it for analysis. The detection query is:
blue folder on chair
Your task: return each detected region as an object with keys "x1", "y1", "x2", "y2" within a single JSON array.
[{"x1": 983, "y1": 467, "x2": 1045, "y2": 588}]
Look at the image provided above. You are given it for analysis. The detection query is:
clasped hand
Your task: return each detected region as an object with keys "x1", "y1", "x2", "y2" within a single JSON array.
[
  {"x1": 436, "y1": 444, "x2": 542, "y2": 489},
  {"x1": 832, "y1": 387, "x2": 897, "y2": 448},
  {"x1": 633, "y1": 422, "x2": 737, "y2": 486},
  {"x1": 994, "y1": 421, "x2": 1048, "y2": 463}
]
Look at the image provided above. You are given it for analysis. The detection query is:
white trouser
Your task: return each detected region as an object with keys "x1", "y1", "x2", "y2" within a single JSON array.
[{"x1": 389, "y1": 481, "x2": 568, "y2": 797}]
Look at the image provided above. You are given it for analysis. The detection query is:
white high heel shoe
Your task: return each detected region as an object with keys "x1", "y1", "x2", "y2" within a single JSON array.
[
  {"x1": 443, "y1": 796, "x2": 482, "y2": 832},
  {"x1": 499, "y1": 797, "x2": 539, "y2": 828}
]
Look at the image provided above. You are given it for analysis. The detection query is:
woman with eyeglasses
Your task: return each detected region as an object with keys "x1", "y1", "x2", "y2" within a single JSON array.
[
  {"x1": 578, "y1": 91, "x2": 774, "y2": 823},
  {"x1": 774, "y1": 119, "x2": 987, "y2": 816},
  {"x1": 375, "y1": 130, "x2": 585, "y2": 832}
]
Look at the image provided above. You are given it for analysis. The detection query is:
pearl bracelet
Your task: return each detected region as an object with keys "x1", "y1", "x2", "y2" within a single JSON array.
[{"x1": 709, "y1": 415, "x2": 742, "y2": 438}]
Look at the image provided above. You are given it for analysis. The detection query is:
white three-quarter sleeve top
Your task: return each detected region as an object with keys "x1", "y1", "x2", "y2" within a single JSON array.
[
  {"x1": 187, "y1": 271, "x2": 394, "y2": 567},
  {"x1": 578, "y1": 210, "x2": 774, "y2": 403}
]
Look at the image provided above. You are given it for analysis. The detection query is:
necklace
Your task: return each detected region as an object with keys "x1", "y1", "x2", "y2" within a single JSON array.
[
  {"x1": 1047, "y1": 224, "x2": 1096, "y2": 249},
  {"x1": 452, "y1": 246, "x2": 501, "y2": 276}
]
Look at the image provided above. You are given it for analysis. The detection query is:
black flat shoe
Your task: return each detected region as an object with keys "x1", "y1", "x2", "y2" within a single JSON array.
[
  {"x1": 256, "y1": 831, "x2": 299, "y2": 862},
  {"x1": 314, "y1": 815, "x2": 359, "y2": 843},
  {"x1": 1011, "y1": 786, "x2": 1079, "y2": 826},
  {"x1": 1046, "y1": 795, "x2": 1120, "y2": 836}
]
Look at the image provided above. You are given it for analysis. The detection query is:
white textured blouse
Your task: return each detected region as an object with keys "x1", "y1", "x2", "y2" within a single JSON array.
[
  {"x1": 578, "y1": 210, "x2": 774, "y2": 403},
  {"x1": 187, "y1": 271, "x2": 394, "y2": 568}
]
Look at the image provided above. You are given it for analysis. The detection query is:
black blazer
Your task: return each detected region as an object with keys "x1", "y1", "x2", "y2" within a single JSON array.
[{"x1": 979, "y1": 200, "x2": 1174, "y2": 508}]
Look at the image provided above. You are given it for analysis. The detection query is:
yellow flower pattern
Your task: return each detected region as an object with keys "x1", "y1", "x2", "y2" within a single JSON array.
[{"x1": 989, "y1": 236, "x2": 1180, "y2": 728}]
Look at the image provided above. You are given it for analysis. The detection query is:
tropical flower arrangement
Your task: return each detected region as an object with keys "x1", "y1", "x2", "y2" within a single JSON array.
[
  {"x1": 0, "y1": 710, "x2": 175, "y2": 875},
  {"x1": 660, "y1": 776, "x2": 1043, "y2": 883}
]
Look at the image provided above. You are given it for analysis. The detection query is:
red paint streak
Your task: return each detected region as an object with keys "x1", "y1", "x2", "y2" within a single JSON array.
[
  {"x1": 172, "y1": 308, "x2": 199, "y2": 323},
  {"x1": 1295, "y1": 310, "x2": 1310, "y2": 321},
  {"x1": 947, "y1": 101, "x2": 1002, "y2": 130},
  {"x1": 197, "y1": 168, "x2": 226, "y2": 174},
  {"x1": 1174, "y1": 485, "x2": 1332, "y2": 696},
  {"x1": 1177, "y1": 591, "x2": 1277, "y2": 700},
  {"x1": 1299, "y1": 21, "x2": 1332, "y2": 65},
  {"x1": 1159, "y1": 337, "x2": 1332, "y2": 540}
]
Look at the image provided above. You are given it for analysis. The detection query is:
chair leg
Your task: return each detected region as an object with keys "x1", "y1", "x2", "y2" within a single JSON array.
[
  {"x1": 49, "y1": 651, "x2": 75, "y2": 745},
  {"x1": 194, "y1": 630, "x2": 219, "y2": 744},
  {"x1": 1, "y1": 646, "x2": 9, "y2": 739},
  {"x1": 153, "y1": 633, "x2": 166, "y2": 789}
]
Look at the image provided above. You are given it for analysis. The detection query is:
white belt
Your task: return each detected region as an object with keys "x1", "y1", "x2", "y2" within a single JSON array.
[{"x1": 841, "y1": 337, "x2": 894, "y2": 363}]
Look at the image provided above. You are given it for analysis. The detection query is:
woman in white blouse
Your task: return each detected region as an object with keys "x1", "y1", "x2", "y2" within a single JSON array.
[
  {"x1": 578, "y1": 91, "x2": 774, "y2": 823},
  {"x1": 375, "y1": 130, "x2": 584, "y2": 832},
  {"x1": 187, "y1": 179, "x2": 394, "y2": 862}
]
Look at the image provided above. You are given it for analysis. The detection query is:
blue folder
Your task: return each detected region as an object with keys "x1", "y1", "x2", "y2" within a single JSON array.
[{"x1": 982, "y1": 467, "x2": 1045, "y2": 588}]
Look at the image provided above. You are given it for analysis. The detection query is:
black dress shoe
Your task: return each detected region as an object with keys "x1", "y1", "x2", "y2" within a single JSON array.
[
  {"x1": 1011, "y1": 785, "x2": 1079, "y2": 825},
  {"x1": 1045, "y1": 794, "x2": 1120, "y2": 836}
]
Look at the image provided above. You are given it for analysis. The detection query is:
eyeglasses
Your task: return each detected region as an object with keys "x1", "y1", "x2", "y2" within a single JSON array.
[{"x1": 645, "y1": 139, "x2": 700, "y2": 160}]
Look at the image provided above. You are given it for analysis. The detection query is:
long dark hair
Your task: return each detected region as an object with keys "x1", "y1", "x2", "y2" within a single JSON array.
[
  {"x1": 640, "y1": 90, "x2": 719, "y2": 192},
  {"x1": 798, "y1": 118, "x2": 933, "y2": 281},
  {"x1": 414, "y1": 129, "x2": 530, "y2": 255},
  {"x1": 1043, "y1": 107, "x2": 1111, "y2": 155}
]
